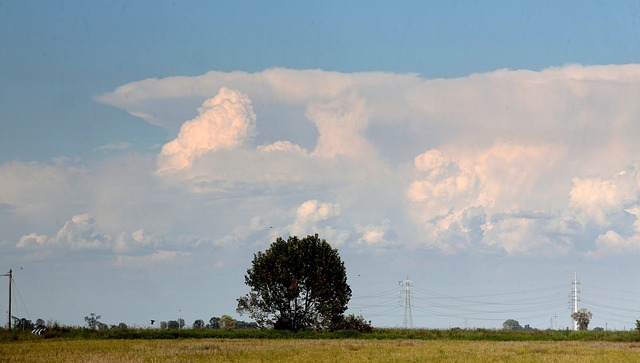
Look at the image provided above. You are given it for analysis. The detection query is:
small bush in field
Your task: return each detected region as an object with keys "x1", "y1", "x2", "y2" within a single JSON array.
[{"x1": 331, "y1": 314, "x2": 373, "y2": 333}]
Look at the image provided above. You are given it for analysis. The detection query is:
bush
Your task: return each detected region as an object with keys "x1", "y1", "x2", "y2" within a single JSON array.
[{"x1": 331, "y1": 314, "x2": 373, "y2": 333}]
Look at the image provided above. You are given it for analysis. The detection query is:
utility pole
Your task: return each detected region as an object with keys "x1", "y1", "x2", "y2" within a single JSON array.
[
  {"x1": 2, "y1": 270, "x2": 11, "y2": 330},
  {"x1": 400, "y1": 276, "x2": 413, "y2": 329},
  {"x1": 568, "y1": 272, "x2": 580, "y2": 331}
]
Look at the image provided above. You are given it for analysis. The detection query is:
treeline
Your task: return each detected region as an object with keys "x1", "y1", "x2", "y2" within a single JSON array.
[{"x1": 158, "y1": 315, "x2": 258, "y2": 330}]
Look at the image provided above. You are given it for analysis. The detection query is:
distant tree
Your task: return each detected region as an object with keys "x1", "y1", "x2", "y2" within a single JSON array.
[
  {"x1": 12, "y1": 317, "x2": 34, "y2": 331},
  {"x1": 571, "y1": 308, "x2": 592, "y2": 330},
  {"x1": 330, "y1": 314, "x2": 373, "y2": 333},
  {"x1": 178, "y1": 318, "x2": 185, "y2": 329},
  {"x1": 235, "y1": 320, "x2": 259, "y2": 329},
  {"x1": 207, "y1": 316, "x2": 220, "y2": 329},
  {"x1": 193, "y1": 319, "x2": 205, "y2": 329},
  {"x1": 84, "y1": 313, "x2": 108, "y2": 330},
  {"x1": 160, "y1": 321, "x2": 168, "y2": 329},
  {"x1": 167, "y1": 320, "x2": 179, "y2": 329},
  {"x1": 220, "y1": 315, "x2": 237, "y2": 330},
  {"x1": 636, "y1": 319, "x2": 640, "y2": 332},
  {"x1": 46, "y1": 319, "x2": 61, "y2": 329},
  {"x1": 502, "y1": 319, "x2": 523, "y2": 330},
  {"x1": 117, "y1": 322, "x2": 128, "y2": 329},
  {"x1": 237, "y1": 234, "x2": 351, "y2": 331},
  {"x1": 35, "y1": 319, "x2": 46, "y2": 329}
]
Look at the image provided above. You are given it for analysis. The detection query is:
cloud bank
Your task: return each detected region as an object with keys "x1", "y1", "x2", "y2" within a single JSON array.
[{"x1": 9, "y1": 65, "x2": 640, "y2": 260}]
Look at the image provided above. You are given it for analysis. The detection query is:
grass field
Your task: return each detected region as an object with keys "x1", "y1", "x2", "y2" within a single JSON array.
[{"x1": 2, "y1": 338, "x2": 640, "y2": 362}]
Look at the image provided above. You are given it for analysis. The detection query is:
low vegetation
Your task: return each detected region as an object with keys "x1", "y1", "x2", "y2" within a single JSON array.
[{"x1": 2, "y1": 326, "x2": 640, "y2": 342}]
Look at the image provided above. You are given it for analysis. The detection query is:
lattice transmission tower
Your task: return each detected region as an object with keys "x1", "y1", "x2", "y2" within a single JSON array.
[
  {"x1": 568, "y1": 272, "x2": 580, "y2": 331},
  {"x1": 400, "y1": 276, "x2": 413, "y2": 329}
]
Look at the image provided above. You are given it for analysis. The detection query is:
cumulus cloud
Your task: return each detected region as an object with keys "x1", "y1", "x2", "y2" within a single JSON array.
[
  {"x1": 587, "y1": 230, "x2": 640, "y2": 259},
  {"x1": 113, "y1": 229, "x2": 154, "y2": 254},
  {"x1": 354, "y1": 219, "x2": 393, "y2": 247},
  {"x1": 15, "y1": 212, "x2": 211, "y2": 261},
  {"x1": 421, "y1": 207, "x2": 486, "y2": 254},
  {"x1": 306, "y1": 92, "x2": 374, "y2": 158},
  {"x1": 257, "y1": 141, "x2": 308, "y2": 154},
  {"x1": 407, "y1": 148, "x2": 478, "y2": 217},
  {"x1": 53, "y1": 213, "x2": 111, "y2": 249},
  {"x1": 17, "y1": 213, "x2": 111, "y2": 250},
  {"x1": 483, "y1": 211, "x2": 573, "y2": 256},
  {"x1": 74, "y1": 64, "x2": 640, "y2": 257},
  {"x1": 157, "y1": 87, "x2": 256, "y2": 172},
  {"x1": 570, "y1": 167, "x2": 639, "y2": 228},
  {"x1": 16, "y1": 233, "x2": 47, "y2": 248},
  {"x1": 290, "y1": 199, "x2": 342, "y2": 236}
]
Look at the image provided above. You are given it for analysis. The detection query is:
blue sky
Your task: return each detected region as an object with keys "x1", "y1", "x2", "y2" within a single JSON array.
[{"x1": 1, "y1": 1, "x2": 640, "y2": 330}]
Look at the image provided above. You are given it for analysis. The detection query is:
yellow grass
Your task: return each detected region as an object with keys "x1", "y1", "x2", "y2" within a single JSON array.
[{"x1": 2, "y1": 339, "x2": 640, "y2": 362}]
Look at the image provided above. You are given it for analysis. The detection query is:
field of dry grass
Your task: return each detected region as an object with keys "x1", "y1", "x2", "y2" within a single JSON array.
[{"x1": 2, "y1": 338, "x2": 640, "y2": 362}]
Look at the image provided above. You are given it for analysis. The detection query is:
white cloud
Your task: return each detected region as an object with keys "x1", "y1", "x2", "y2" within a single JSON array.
[
  {"x1": 14, "y1": 64, "x2": 639, "y2": 258},
  {"x1": 257, "y1": 141, "x2": 308, "y2": 154},
  {"x1": 422, "y1": 207, "x2": 486, "y2": 254},
  {"x1": 570, "y1": 167, "x2": 639, "y2": 228},
  {"x1": 354, "y1": 219, "x2": 393, "y2": 247},
  {"x1": 17, "y1": 213, "x2": 111, "y2": 250},
  {"x1": 53, "y1": 213, "x2": 111, "y2": 249},
  {"x1": 306, "y1": 92, "x2": 374, "y2": 158},
  {"x1": 290, "y1": 199, "x2": 342, "y2": 236},
  {"x1": 482, "y1": 211, "x2": 573, "y2": 257},
  {"x1": 407, "y1": 148, "x2": 478, "y2": 217},
  {"x1": 587, "y1": 230, "x2": 640, "y2": 259},
  {"x1": 157, "y1": 87, "x2": 256, "y2": 172},
  {"x1": 16, "y1": 233, "x2": 47, "y2": 248},
  {"x1": 113, "y1": 229, "x2": 153, "y2": 254}
]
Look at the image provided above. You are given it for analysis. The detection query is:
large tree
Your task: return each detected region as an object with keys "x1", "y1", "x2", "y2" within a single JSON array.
[
  {"x1": 237, "y1": 234, "x2": 352, "y2": 331},
  {"x1": 502, "y1": 319, "x2": 523, "y2": 330}
]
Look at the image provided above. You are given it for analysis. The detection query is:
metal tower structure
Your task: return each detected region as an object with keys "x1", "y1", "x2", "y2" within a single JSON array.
[
  {"x1": 400, "y1": 276, "x2": 413, "y2": 329},
  {"x1": 1, "y1": 270, "x2": 11, "y2": 330},
  {"x1": 568, "y1": 272, "x2": 580, "y2": 331}
]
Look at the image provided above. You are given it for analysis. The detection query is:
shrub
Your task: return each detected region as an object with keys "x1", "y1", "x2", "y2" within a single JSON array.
[{"x1": 330, "y1": 314, "x2": 373, "y2": 333}]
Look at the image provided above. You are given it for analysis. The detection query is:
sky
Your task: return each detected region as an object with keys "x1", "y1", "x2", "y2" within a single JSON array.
[{"x1": 1, "y1": 0, "x2": 640, "y2": 330}]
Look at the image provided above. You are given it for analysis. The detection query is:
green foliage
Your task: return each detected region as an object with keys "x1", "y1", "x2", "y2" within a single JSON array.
[
  {"x1": 3, "y1": 326, "x2": 640, "y2": 342},
  {"x1": 192, "y1": 319, "x2": 205, "y2": 329},
  {"x1": 636, "y1": 320, "x2": 640, "y2": 333},
  {"x1": 237, "y1": 234, "x2": 352, "y2": 331},
  {"x1": 502, "y1": 319, "x2": 523, "y2": 330},
  {"x1": 571, "y1": 308, "x2": 593, "y2": 330},
  {"x1": 84, "y1": 313, "x2": 108, "y2": 330},
  {"x1": 331, "y1": 314, "x2": 373, "y2": 333},
  {"x1": 219, "y1": 315, "x2": 237, "y2": 330},
  {"x1": 207, "y1": 317, "x2": 220, "y2": 329}
]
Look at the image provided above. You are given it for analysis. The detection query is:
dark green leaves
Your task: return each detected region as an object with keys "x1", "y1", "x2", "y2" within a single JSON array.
[{"x1": 237, "y1": 234, "x2": 351, "y2": 331}]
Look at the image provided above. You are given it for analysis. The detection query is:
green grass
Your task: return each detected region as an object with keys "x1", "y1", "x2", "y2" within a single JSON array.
[{"x1": 2, "y1": 327, "x2": 640, "y2": 342}]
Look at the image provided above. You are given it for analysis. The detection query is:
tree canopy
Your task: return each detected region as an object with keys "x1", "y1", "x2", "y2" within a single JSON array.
[
  {"x1": 571, "y1": 308, "x2": 592, "y2": 330},
  {"x1": 237, "y1": 234, "x2": 352, "y2": 331},
  {"x1": 502, "y1": 319, "x2": 523, "y2": 330}
]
